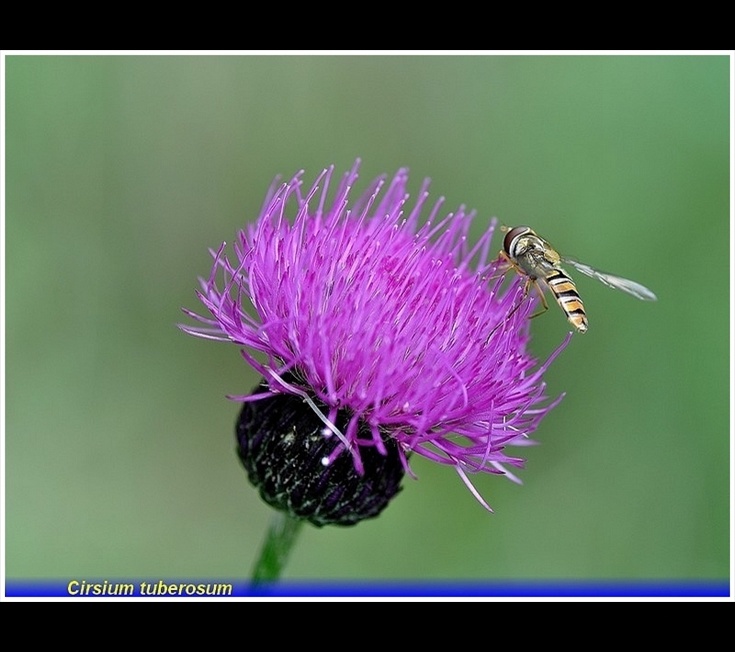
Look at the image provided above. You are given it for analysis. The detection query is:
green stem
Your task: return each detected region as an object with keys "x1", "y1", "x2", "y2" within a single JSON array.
[{"x1": 250, "y1": 511, "x2": 304, "y2": 582}]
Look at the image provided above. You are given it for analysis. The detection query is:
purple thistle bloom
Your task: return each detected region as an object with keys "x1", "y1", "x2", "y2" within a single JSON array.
[{"x1": 181, "y1": 161, "x2": 570, "y2": 519}]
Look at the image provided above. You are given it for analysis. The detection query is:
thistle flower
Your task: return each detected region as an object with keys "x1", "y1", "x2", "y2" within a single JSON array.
[{"x1": 181, "y1": 161, "x2": 570, "y2": 526}]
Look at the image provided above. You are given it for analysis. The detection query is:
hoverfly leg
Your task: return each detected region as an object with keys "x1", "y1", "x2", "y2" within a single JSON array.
[
  {"x1": 528, "y1": 281, "x2": 549, "y2": 320},
  {"x1": 484, "y1": 273, "x2": 535, "y2": 345}
]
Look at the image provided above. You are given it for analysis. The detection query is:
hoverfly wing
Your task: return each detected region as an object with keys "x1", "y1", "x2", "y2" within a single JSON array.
[{"x1": 563, "y1": 257, "x2": 657, "y2": 302}]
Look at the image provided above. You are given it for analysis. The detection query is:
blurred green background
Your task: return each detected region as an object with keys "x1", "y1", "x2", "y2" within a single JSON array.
[{"x1": 5, "y1": 54, "x2": 730, "y2": 586}]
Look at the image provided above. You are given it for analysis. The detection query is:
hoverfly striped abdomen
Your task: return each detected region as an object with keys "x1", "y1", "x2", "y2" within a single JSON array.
[{"x1": 544, "y1": 269, "x2": 588, "y2": 333}]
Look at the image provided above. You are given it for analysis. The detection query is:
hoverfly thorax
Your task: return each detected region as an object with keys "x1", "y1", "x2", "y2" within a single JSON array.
[{"x1": 503, "y1": 226, "x2": 562, "y2": 279}]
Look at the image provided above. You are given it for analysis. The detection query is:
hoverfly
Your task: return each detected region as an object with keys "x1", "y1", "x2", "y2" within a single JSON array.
[{"x1": 500, "y1": 226, "x2": 657, "y2": 333}]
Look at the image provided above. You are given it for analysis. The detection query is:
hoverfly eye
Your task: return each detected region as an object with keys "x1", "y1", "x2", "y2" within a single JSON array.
[{"x1": 503, "y1": 226, "x2": 531, "y2": 256}]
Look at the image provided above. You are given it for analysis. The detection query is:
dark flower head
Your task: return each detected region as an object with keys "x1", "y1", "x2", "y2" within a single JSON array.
[{"x1": 181, "y1": 161, "x2": 569, "y2": 522}]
